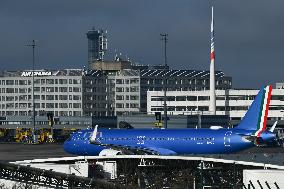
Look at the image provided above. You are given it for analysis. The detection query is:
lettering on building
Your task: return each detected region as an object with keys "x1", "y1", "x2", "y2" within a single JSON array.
[{"x1": 21, "y1": 71, "x2": 52, "y2": 77}]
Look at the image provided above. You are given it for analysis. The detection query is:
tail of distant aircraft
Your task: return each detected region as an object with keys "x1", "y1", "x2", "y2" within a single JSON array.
[{"x1": 234, "y1": 85, "x2": 272, "y2": 136}]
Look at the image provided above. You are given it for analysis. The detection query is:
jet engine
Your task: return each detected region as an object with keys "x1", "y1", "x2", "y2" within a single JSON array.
[{"x1": 99, "y1": 149, "x2": 122, "y2": 156}]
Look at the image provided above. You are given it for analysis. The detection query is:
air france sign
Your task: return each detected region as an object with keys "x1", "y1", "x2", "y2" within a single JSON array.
[{"x1": 21, "y1": 71, "x2": 52, "y2": 77}]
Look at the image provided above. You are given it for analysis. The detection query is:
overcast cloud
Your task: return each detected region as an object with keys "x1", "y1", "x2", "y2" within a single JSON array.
[{"x1": 0, "y1": 0, "x2": 283, "y2": 88}]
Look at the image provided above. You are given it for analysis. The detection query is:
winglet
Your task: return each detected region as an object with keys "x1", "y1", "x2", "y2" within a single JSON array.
[
  {"x1": 269, "y1": 121, "x2": 278, "y2": 132},
  {"x1": 90, "y1": 125, "x2": 98, "y2": 144}
]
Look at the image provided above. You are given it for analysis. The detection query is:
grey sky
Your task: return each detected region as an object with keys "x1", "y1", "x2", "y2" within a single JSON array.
[{"x1": 0, "y1": 0, "x2": 283, "y2": 88}]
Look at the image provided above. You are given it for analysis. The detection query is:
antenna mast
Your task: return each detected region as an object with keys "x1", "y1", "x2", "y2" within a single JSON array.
[
  {"x1": 209, "y1": 6, "x2": 216, "y2": 115},
  {"x1": 160, "y1": 33, "x2": 168, "y2": 129},
  {"x1": 26, "y1": 40, "x2": 37, "y2": 143}
]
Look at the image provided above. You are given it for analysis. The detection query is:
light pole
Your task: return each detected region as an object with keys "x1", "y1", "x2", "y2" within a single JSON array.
[
  {"x1": 160, "y1": 33, "x2": 168, "y2": 129},
  {"x1": 27, "y1": 40, "x2": 36, "y2": 143}
]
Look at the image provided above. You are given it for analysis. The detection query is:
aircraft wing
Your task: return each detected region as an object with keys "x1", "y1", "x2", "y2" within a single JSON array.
[
  {"x1": 91, "y1": 139, "x2": 177, "y2": 155},
  {"x1": 90, "y1": 126, "x2": 177, "y2": 155},
  {"x1": 93, "y1": 142, "x2": 177, "y2": 155}
]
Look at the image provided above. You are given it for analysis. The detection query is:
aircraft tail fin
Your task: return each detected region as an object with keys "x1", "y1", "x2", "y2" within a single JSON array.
[{"x1": 234, "y1": 85, "x2": 272, "y2": 136}]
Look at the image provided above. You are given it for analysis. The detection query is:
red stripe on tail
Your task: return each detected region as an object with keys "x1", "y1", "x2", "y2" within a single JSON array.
[
  {"x1": 262, "y1": 85, "x2": 272, "y2": 131},
  {"x1": 257, "y1": 85, "x2": 272, "y2": 137}
]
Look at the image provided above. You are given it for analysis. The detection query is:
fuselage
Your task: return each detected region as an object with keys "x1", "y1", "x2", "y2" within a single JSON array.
[
  {"x1": 63, "y1": 128, "x2": 255, "y2": 156},
  {"x1": 63, "y1": 85, "x2": 276, "y2": 156}
]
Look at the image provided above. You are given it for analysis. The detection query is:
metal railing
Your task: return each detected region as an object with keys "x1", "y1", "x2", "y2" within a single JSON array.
[{"x1": 0, "y1": 161, "x2": 125, "y2": 189}]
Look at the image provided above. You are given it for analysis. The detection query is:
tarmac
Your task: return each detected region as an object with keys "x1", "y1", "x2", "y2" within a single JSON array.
[
  {"x1": 0, "y1": 143, "x2": 74, "y2": 162},
  {"x1": 0, "y1": 143, "x2": 283, "y2": 163}
]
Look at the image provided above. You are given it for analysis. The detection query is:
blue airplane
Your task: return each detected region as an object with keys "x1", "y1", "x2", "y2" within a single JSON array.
[{"x1": 64, "y1": 85, "x2": 277, "y2": 156}]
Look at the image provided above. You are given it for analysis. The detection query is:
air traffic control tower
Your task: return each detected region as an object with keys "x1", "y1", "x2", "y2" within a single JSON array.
[{"x1": 86, "y1": 28, "x2": 107, "y2": 67}]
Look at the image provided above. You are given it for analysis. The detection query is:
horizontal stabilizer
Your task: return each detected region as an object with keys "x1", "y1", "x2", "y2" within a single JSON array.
[
  {"x1": 269, "y1": 121, "x2": 278, "y2": 132},
  {"x1": 240, "y1": 135, "x2": 262, "y2": 146}
]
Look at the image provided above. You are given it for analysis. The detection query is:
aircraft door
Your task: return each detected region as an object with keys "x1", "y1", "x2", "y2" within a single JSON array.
[
  {"x1": 137, "y1": 136, "x2": 145, "y2": 145},
  {"x1": 224, "y1": 131, "x2": 232, "y2": 147}
]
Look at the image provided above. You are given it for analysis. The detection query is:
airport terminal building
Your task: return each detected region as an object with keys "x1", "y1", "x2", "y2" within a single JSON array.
[
  {"x1": 0, "y1": 67, "x2": 232, "y2": 117},
  {"x1": 147, "y1": 85, "x2": 284, "y2": 121},
  {"x1": 0, "y1": 69, "x2": 82, "y2": 117}
]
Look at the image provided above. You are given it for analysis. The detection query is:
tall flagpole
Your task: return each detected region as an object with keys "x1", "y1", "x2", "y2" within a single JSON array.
[{"x1": 209, "y1": 6, "x2": 216, "y2": 115}]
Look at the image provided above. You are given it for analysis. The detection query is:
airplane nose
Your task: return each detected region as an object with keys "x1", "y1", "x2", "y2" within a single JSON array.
[{"x1": 63, "y1": 140, "x2": 73, "y2": 154}]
